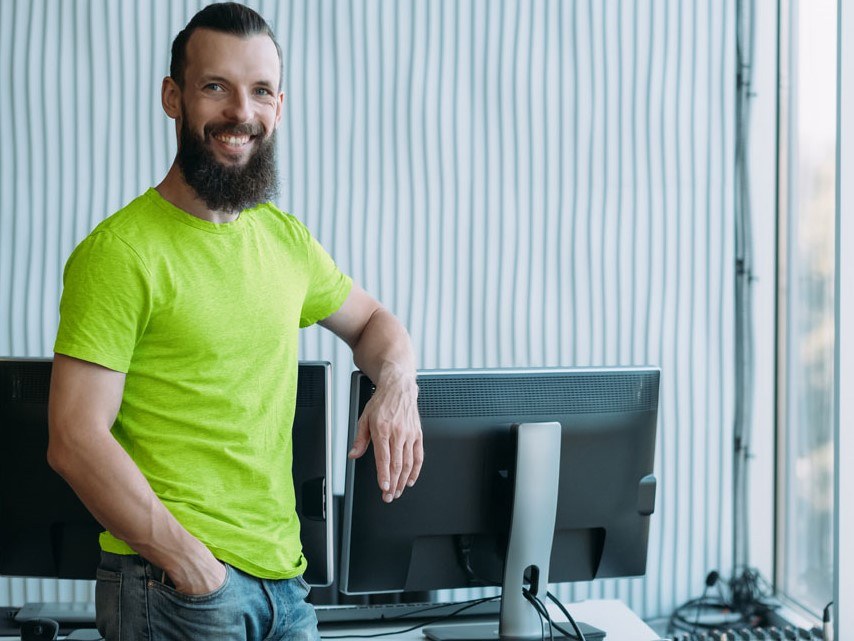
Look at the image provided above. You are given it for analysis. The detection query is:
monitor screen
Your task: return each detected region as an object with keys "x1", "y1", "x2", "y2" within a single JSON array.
[
  {"x1": 0, "y1": 357, "x2": 334, "y2": 587},
  {"x1": 340, "y1": 367, "x2": 659, "y2": 596}
]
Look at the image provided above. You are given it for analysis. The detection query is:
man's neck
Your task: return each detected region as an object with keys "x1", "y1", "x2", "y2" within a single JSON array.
[{"x1": 155, "y1": 164, "x2": 241, "y2": 224}]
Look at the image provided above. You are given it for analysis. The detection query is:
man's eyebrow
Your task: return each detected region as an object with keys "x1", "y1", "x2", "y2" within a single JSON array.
[
  {"x1": 197, "y1": 74, "x2": 229, "y2": 85},
  {"x1": 195, "y1": 74, "x2": 277, "y2": 90}
]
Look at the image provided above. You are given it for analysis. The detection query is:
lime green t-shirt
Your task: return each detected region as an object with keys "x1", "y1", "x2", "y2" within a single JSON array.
[{"x1": 54, "y1": 188, "x2": 352, "y2": 579}]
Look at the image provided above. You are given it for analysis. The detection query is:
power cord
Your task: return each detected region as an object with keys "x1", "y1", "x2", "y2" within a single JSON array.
[
  {"x1": 522, "y1": 589, "x2": 555, "y2": 641},
  {"x1": 319, "y1": 595, "x2": 501, "y2": 639},
  {"x1": 823, "y1": 602, "x2": 833, "y2": 641},
  {"x1": 520, "y1": 588, "x2": 590, "y2": 641},
  {"x1": 319, "y1": 589, "x2": 591, "y2": 641},
  {"x1": 545, "y1": 592, "x2": 588, "y2": 641}
]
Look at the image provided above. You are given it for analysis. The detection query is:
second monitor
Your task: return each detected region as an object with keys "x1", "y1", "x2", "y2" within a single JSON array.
[
  {"x1": 0, "y1": 358, "x2": 334, "y2": 588},
  {"x1": 339, "y1": 367, "x2": 660, "y2": 640}
]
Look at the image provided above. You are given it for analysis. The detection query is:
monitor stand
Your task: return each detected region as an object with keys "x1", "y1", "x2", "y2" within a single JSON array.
[{"x1": 424, "y1": 422, "x2": 606, "y2": 641}]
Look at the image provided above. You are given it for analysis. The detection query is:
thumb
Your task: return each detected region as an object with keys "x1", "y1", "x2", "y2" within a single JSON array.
[{"x1": 348, "y1": 416, "x2": 371, "y2": 458}]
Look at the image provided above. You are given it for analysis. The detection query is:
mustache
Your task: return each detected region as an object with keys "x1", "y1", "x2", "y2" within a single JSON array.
[{"x1": 204, "y1": 122, "x2": 266, "y2": 138}]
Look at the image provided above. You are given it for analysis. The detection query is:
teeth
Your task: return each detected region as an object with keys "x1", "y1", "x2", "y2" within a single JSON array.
[{"x1": 215, "y1": 134, "x2": 250, "y2": 146}]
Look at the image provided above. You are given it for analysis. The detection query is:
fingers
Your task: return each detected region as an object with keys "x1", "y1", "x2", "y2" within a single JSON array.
[
  {"x1": 379, "y1": 420, "x2": 423, "y2": 502},
  {"x1": 392, "y1": 439, "x2": 411, "y2": 498},
  {"x1": 388, "y1": 435, "x2": 406, "y2": 501},
  {"x1": 392, "y1": 427, "x2": 425, "y2": 497},
  {"x1": 373, "y1": 431, "x2": 393, "y2": 503},
  {"x1": 365, "y1": 420, "x2": 404, "y2": 504},
  {"x1": 408, "y1": 433, "x2": 424, "y2": 487},
  {"x1": 361, "y1": 417, "x2": 422, "y2": 503}
]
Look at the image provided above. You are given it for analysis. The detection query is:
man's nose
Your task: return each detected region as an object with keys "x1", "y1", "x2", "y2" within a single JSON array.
[{"x1": 223, "y1": 89, "x2": 252, "y2": 122}]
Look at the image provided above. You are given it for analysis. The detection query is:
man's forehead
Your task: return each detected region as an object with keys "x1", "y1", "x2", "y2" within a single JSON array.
[{"x1": 183, "y1": 28, "x2": 281, "y2": 85}]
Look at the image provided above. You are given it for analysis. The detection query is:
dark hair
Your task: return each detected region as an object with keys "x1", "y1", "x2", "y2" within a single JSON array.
[{"x1": 170, "y1": 2, "x2": 282, "y2": 88}]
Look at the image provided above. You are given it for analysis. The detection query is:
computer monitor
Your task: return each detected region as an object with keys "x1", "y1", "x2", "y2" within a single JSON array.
[
  {"x1": 340, "y1": 367, "x2": 659, "y2": 641},
  {"x1": 0, "y1": 357, "x2": 334, "y2": 587}
]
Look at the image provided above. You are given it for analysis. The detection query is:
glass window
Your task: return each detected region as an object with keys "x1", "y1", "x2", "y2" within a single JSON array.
[{"x1": 778, "y1": 0, "x2": 836, "y2": 614}]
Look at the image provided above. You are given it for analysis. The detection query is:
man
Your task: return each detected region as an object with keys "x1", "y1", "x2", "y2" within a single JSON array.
[{"x1": 47, "y1": 3, "x2": 422, "y2": 640}]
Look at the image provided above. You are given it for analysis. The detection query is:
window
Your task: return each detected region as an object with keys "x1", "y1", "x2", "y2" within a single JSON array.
[{"x1": 777, "y1": 0, "x2": 836, "y2": 614}]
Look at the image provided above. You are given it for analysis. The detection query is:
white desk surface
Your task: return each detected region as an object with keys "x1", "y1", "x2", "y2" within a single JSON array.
[
  {"x1": 0, "y1": 598, "x2": 660, "y2": 641},
  {"x1": 557, "y1": 599, "x2": 659, "y2": 639}
]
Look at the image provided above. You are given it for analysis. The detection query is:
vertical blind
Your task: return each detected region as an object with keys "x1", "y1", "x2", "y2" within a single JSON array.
[{"x1": 0, "y1": 0, "x2": 736, "y2": 620}]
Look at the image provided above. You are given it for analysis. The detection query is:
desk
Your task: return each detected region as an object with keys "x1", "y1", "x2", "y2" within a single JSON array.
[
  {"x1": 318, "y1": 600, "x2": 659, "y2": 641},
  {"x1": 557, "y1": 599, "x2": 659, "y2": 639},
  {"x1": 1, "y1": 599, "x2": 659, "y2": 641}
]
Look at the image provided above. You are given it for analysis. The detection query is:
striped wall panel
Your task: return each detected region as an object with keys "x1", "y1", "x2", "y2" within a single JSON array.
[{"x1": 0, "y1": 0, "x2": 736, "y2": 621}]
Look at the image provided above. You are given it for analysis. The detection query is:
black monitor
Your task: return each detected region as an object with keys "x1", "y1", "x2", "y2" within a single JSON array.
[
  {"x1": 0, "y1": 357, "x2": 334, "y2": 587},
  {"x1": 340, "y1": 367, "x2": 659, "y2": 641}
]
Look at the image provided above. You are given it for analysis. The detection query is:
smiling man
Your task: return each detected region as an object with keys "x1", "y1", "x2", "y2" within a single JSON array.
[{"x1": 47, "y1": 4, "x2": 422, "y2": 640}]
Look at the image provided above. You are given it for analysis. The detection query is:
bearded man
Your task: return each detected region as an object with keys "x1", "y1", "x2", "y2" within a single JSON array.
[{"x1": 46, "y1": 4, "x2": 422, "y2": 640}]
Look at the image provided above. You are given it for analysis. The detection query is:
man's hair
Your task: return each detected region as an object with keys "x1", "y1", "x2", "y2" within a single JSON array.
[{"x1": 170, "y1": 2, "x2": 283, "y2": 88}]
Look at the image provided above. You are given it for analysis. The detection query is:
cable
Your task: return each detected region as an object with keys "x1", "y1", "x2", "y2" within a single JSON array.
[
  {"x1": 545, "y1": 591, "x2": 588, "y2": 641},
  {"x1": 522, "y1": 589, "x2": 554, "y2": 641},
  {"x1": 319, "y1": 595, "x2": 501, "y2": 639},
  {"x1": 455, "y1": 535, "x2": 484, "y2": 586},
  {"x1": 823, "y1": 602, "x2": 833, "y2": 641},
  {"x1": 694, "y1": 582, "x2": 712, "y2": 629},
  {"x1": 667, "y1": 567, "x2": 777, "y2": 636},
  {"x1": 732, "y1": 0, "x2": 757, "y2": 578}
]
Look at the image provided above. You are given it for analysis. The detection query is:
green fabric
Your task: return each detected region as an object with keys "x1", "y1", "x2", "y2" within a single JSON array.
[{"x1": 54, "y1": 188, "x2": 352, "y2": 579}]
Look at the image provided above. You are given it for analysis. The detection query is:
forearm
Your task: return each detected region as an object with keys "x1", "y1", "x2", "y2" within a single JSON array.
[
  {"x1": 47, "y1": 355, "x2": 226, "y2": 594},
  {"x1": 350, "y1": 307, "x2": 417, "y2": 388},
  {"x1": 47, "y1": 427, "x2": 204, "y2": 574}
]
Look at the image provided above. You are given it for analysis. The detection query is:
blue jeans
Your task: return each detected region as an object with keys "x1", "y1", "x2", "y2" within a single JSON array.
[{"x1": 95, "y1": 551, "x2": 320, "y2": 641}]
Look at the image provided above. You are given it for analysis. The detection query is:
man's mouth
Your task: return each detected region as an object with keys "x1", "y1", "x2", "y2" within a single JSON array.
[
  {"x1": 213, "y1": 132, "x2": 253, "y2": 148},
  {"x1": 205, "y1": 123, "x2": 265, "y2": 152}
]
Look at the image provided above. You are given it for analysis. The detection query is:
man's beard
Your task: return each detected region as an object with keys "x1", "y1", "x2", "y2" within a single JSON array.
[{"x1": 176, "y1": 119, "x2": 279, "y2": 214}]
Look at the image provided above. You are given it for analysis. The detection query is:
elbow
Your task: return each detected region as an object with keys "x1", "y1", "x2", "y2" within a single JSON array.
[
  {"x1": 46, "y1": 415, "x2": 84, "y2": 478},
  {"x1": 46, "y1": 431, "x2": 71, "y2": 477}
]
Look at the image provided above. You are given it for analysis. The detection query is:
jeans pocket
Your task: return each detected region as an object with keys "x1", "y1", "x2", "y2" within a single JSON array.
[
  {"x1": 295, "y1": 575, "x2": 312, "y2": 597},
  {"x1": 147, "y1": 564, "x2": 243, "y2": 640},
  {"x1": 95, "y1": 568, "x2": 122, "y2": 641},
  {"x1": 152, "y1": 563, "x2": 232, "y2": 604}
]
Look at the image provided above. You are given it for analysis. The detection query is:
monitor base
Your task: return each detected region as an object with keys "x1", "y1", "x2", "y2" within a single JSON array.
[
  {"x1": 14, "y1": 601, "x2": 95, "y2": 626},
  {"x1": 422, "y1": 619, "x2": 607, "y2": 641}
]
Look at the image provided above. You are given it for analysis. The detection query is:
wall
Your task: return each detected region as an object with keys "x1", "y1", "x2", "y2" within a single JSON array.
[{"x1": 0, "y1": 0, "x2": 737, "y2": 620}]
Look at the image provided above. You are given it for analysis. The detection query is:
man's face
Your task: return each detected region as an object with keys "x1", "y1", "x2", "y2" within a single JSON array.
[{"x1": 168, "y1": 28, "x2": 284, "y2": 212}]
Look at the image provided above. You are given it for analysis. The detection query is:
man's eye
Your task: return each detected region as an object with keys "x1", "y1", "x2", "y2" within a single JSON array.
[
  {"x1": 205, "y1": 83, "x2": 224, "y2": 92},
  {"x1": 255, "y1": 87, "x2": 272, "y2": 96}
]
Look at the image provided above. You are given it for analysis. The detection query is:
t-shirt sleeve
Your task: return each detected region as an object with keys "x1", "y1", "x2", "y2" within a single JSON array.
[
  {"x1": 298, "y1": 228, "x2": 352, "y2": 328},
  {"x1": 54, "y1": 231, "x2": 153, "y2": 373}
]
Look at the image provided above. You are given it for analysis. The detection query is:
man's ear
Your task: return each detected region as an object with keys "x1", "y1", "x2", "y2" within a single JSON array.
[
  {"x1": 161, "y1": 76, "x2": 182, "y2": 120},
  {"x1": 274, "y1": 90, "x2": 285, "y2": 128}
]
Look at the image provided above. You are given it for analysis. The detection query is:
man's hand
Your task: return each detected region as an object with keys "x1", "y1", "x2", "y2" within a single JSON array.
[
  {"x1": 165, "y1": 542, "x2": 228, "y2": 595},
  {"x1": 348, "y1": 369, "x2": 423, "y2": 503}
]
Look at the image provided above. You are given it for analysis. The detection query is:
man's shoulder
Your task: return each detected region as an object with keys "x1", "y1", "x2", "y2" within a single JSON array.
[
  {"x1": 67, "y1": 190, "x2": 168, "y2": 273},
  {"x1": 88, "y1": 189, "x2": 162, "y2": 238}
]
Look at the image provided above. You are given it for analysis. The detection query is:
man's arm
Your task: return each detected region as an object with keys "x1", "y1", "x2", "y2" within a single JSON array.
[
  {"x1": 319, "y1": 284, "x2": 423, "y2": 503},
  {"x1": 47, "y1": 354, "x2": 225, "y2": 594}
]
